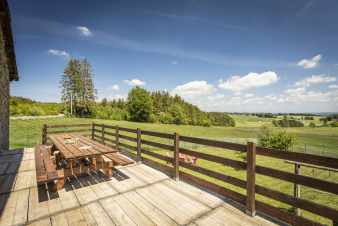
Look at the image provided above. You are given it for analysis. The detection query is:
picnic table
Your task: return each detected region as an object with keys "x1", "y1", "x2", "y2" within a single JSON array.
[{"x1": 35, "y1": 133, "x2": 133, "y2": 190}]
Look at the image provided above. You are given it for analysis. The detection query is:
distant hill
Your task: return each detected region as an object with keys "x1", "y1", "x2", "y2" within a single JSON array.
[{"x1": 10, "y1": 96, "x2": 63, "y2": 116}]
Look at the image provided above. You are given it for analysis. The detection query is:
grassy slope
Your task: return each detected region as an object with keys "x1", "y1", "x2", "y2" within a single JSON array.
[{"x1": 9, "y1": 117, "x2": 338, "y2": 225}]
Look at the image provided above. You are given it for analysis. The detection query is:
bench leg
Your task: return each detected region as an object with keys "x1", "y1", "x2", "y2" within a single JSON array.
[{"x1": 56, "y1": 179, "x2": 65, "y2": 190}]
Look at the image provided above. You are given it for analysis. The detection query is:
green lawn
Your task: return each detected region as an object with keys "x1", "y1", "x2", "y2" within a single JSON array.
[{"x1": 9, "y1": 117, "x2": 338, "y2": 225}]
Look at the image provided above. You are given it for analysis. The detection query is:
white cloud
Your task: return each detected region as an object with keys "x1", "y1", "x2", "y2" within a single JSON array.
[
  {"x1": 77, "y1": 26, "x2": 92, "y2": 36},
  {"x1": 329, "y1": 85, "x2": 338, "y2": 89},
  {"x1": 329, "y1": 84, "x2": 338, "y2": 89},
  {"x1": 47, "y1": 49, "x2": 70, "y2": 59},
  {"x1": 295, "y1": 75, "x2": 336, "y2": 87},
  {"x1": 297, "y1": 54, "x2": 321, "y2": 69},
  {"x1": 171, "y1": 61, "x2": 178, "y2": 65},
  {"x1": 111, "y1": 84, "x2": 120, "y2": 91},
  {"x1": 218, "y1": 71, "x2": 279, "y2": 92},
  {"x1": 172, "y1": 81, "x2": 215, "y2": 98},
  {"x1": 244, "y1": 93, "x2": 254, "y2": 98},
  {"x1": 124, "y1": 79, "x2": 146, "y2": 86},
  {"x1": 285, "y1": 87, "x2": 306, "y2": 96}
]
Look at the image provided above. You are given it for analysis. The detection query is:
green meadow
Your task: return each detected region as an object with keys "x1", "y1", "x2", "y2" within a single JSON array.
[{"x1": 9, "y1": 116, "x2": 338, "y2": 225}]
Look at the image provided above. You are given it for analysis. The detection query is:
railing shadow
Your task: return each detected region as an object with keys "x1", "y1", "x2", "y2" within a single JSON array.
[{"x1": 0, "y1": 148, "x2": 25, "y2": 219}]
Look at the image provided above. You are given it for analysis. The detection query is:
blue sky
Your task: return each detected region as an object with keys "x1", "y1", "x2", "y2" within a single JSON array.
[{"x1": 9, "y1": 0, "x2": 338, "y2": 112}]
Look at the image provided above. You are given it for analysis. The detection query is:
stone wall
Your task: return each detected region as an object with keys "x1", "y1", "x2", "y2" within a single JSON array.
[{"x1": 0, "y1": 26, "x2": 10, "y2": 151}]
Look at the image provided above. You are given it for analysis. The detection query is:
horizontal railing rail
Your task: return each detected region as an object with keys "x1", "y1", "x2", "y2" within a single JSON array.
[
  {"x1": 44, "y1": 122, "x2": 338, "y2": 226},
  {"x1": 42, "y1": 123, "x2": 92, "y2": 144}
]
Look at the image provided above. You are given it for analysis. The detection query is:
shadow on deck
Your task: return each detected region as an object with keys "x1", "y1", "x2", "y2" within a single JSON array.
[{"x1": 0, "y1": 148, "x2": 280, "y2": 226}]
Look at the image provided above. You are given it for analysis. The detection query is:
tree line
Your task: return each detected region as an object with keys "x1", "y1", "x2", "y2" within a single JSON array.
[{"x1": 60, "y1": 59, "x2": 235, "y2": 127}]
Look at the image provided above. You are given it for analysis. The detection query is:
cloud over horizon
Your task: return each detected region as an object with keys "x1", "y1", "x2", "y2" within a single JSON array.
[
  {"x1": 218, "y1": 71, "x2": 279, "y2": 92},
  {"x1": 124, "y1": 79, "x2": 146, "y2": 86}
]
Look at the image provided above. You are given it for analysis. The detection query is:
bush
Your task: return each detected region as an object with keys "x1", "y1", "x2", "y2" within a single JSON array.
[
  {"x1": 330, "y1": 121, "x2": 338, "y2": 127},
  {"x1": 208, "y1": 112, "x2": 235, "y2": 127},
  {"x1": 309, "y1": 122, "x2": 316, "y2": 128},
  {"x1": 272, "y1": 119, "x2": 304, "y2": 127},
  {"x1": 304, "y1": 116, "x2": 314, "y2": 120},
  {"x1": 258, "y1": 127, "x2": 296, "y2": 151},
  {"x1": 127, "y1": 87, "x2": 153, "y2": 122},
  {"x1": 168, "y1": 103, "x2": 187, "y2": 125}
]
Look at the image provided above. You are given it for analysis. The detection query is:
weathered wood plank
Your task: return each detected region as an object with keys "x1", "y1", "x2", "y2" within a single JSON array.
[
  {"x1": 107, "y1": 168, "x2": 146, "y2": 193},
  {"x1": 13, "y1": 170, "x2": 36, "y2": 191},
  {"x1": 71, "y1": 179, "x2": 99, "y2": 205},
  {"x1": 0, "y1": 191, "x2": 17, "y2": 226},
  {"x1": 85, "y1": 202, "x2": 115, "y2": 226},
  {"x1": 163, "y1": 179, "x2": 223, "y2": 208},
  {"x1": 28, "y1": 187, "x2": 50, "y2": 222},
  {"x1": 0, "y1": 174, "x2": 16, "y2": 194},
  {"x1": 64, "y1": 208, "x2": 87, "y2": 226},
  {"x1": 13, "y1": 189, "x2": 30, "y2": 225},
  {"x1": 100, "y1": 197, "x2": 137, "y2": 226},
  {"x1": 124, "y1": 191, "x2": 178, "y2": 226},
  {"x1": 114, "y1": 194, "x2": 156, "y2": 226},
  {"x1": 51, "y1": 212, "x2": 69, "y2": 226},
  {"x1": 27, "y1": 217, "x2": 52, "y2": 226},
  {"x1": 137, "y1": 182, "x2": 209, "y2": 225},
  {"x1": 58, "y1": 189, "x2": 80, "y2": 210}
]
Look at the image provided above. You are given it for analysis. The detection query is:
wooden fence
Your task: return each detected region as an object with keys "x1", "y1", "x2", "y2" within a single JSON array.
[{"x1": 42, "y1": 123, "x2": 338, "y2": 226}]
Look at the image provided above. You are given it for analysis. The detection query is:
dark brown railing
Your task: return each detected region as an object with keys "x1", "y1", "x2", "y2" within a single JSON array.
[{"x1": 42, "y1": 123, "x2": 338, "y2": 226}]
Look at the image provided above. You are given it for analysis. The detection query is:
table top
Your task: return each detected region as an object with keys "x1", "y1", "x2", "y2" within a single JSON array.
[{"x1": 49, "y1": 133, "x2": 117, "y2": 159}]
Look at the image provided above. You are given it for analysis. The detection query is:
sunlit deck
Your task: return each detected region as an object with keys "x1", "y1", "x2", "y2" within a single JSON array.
[{"x1": 0, "y1": 148, "x2": 278, "y2": 226}]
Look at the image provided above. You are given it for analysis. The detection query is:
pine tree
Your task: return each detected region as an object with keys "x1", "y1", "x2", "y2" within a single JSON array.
[{"x1": 60, "y1": 58, "x2": 96, "y2": 116}]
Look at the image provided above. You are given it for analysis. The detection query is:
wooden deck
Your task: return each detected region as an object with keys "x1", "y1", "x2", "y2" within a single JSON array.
[{"x1": 0, "y1": 148, "x2": 279, "y2": 226}]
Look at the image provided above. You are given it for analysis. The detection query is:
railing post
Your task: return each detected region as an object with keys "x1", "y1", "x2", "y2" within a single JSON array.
[
  {"x1": 91, "y1": 123, "x2": 95, "y2": 140},
  {"x1": 136, "y1": 128, "x2": 142, "y2": 162},
  {"x1": 173, "y1": 132, "x2": 180, "y2": 181},
  {"x1": 294, "y1": 163, "x2": 301, "y2": 216},
  {"x1": 42, "y1": 124, "x2": 47, "y2": 144},
  {"x1": 246, "y1": 142, "x2": 256, "y2": 217},
  {"x1": 115, "y1": 125, "x2": 119, "y2": 150},
  {"x1": 101, "y1": 124, "x2": 105, "y2": 144}
]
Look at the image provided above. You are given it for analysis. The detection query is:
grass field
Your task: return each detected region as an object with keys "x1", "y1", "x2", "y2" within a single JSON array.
[{"x1": 9, "y1": 116, "x2": 338, "y2": 225}]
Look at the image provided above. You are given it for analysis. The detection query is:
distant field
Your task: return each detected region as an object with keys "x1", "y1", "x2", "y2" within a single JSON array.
[
  {"x1": 9, "y1": 116, "x2": 338, "y2": 225},
  {"x1": 10, "y1": 116, "x2": 338, "y2": 157}
]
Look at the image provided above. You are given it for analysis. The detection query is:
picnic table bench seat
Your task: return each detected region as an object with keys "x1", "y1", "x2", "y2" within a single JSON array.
[
  {"x1": 104, "y1": 152, "x2": 134, "y2": 166},
  {"x1": 35, "y1": 145, "x2": 64, "y2": 190}
]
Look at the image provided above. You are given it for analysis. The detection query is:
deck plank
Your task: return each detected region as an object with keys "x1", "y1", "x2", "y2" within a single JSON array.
[
  {"x1": 70, "y1": 177, "x2": 99, "y2": 205},
  {"x1": 136, "y1": 182, "x2": 209, "y2": 225},
  {"x1": 79, "y1": 205, "x2": 99, "y2": 226},
  {"x1": 64, "y1": 208, "x2": 88, "y2": 226},
  {"x1": 86, "y1": 202, "x2": 115, "y2": 226},
  {"x1": 27, "y1": 218, "x2": 51, "y2": 226},
  {"x1": 0, "y1": 174, "x2": 16, "y2": 194},
  {"x1": 0, "y1": 191, "x2": 17, "y2": 226},
  {"x1": 12, "y1": 189, "x2": 30, "y2": 225},
  {"x1": 51, "y1": 212, "x2": 69, "y2": 226},
  {"x1": 163, "y1": 179, "x2": 223, "y2": 208},
  {"x1": 107, "y1": 168, "x2": 146, "y2": 193},
  {"x1": 13, "y1": 171, "x2": 36, "y2": 191},
  {"x1": 124, "y1": 191, "x2": 178, "y2": 226},
  {"x1": 100, "y1": 197, "x2": 137, "y2": 226},
  {"x1": 193, "y1": 206, "x2": 242, "y2": 226},
  {"x1": 114, "y1": 194, "x2": 156, "y2": 226},
  {"x1": 58, "y1": 189, "x2": 80, "y2": 210},
  {"x1": 28, "y1": 187, "x2": 50, "y2": 222}
]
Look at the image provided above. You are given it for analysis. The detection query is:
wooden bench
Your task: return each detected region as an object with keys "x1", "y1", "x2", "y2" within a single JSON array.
[
  {"x1": 100, "y1": 153, "x2": 134, "y2": 177},
  {"x1": 35, "y1": 145, "x2": 64, "y2": 191},
  {"x1": 104, "y1": 152, "x2": 134, "y2": 166}
]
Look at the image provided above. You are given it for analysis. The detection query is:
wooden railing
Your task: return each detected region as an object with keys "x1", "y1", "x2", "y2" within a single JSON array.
[
  {"x1": 42, "y1": 123, "x2": 338, "y2": 225},
  {"x1": 42, "y1": 123, "x2": 92, "y2": 144}
]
